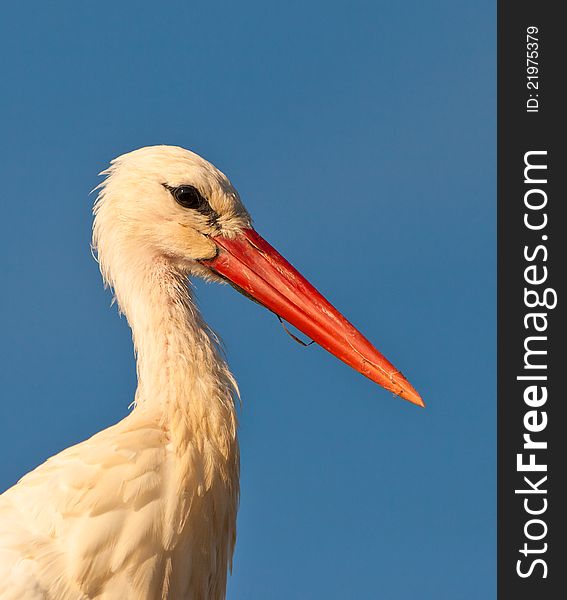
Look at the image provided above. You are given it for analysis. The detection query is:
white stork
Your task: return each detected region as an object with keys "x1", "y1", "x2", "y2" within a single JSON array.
[{"x1": 0, "y1": 146, "x2": 422, "y2": 599}]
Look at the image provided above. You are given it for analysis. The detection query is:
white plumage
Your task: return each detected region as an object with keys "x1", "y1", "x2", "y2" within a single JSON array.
[
  {"x1": 1, "y1": 147, "x2": 243, "y2": 599},
  {"x1": 0, "y1": 145, "x2": 422, "y2": 599}
]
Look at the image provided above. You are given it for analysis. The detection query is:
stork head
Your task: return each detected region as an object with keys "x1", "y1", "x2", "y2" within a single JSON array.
[
  {"x1": 93, "y1": 145, "x2": 423, "y2": 407},
  {"x1": 93, "y1": 145, "x2": 251, "y2": 279}
]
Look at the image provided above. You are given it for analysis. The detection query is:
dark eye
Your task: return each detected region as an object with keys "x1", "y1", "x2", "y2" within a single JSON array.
[
  {"x1": 171, "y1": 185, "x2": 205, "y2": 209},
  {"x1": 163, "y1": 183, "x2": 220, "y2": 225}
]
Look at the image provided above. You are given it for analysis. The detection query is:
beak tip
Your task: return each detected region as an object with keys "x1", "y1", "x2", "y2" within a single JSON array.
[
  {"x1": 398, "y1": 388, "x2": 425, "y2": 407},
  {"x1": 390, "y1": 374, "x2": 424, "y2": 407}
]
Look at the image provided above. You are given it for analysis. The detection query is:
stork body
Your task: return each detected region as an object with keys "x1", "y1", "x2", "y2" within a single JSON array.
[{"x1": 0, "y1": 146, "x2": 422, "y2": 599}]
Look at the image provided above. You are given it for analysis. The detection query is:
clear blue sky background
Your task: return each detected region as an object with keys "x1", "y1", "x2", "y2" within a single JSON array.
[{"x1": 0, "y1": 2, "x2": 495, "y2": 598}]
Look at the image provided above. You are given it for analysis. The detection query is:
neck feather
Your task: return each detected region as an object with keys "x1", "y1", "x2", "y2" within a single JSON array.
[{"x1": 113, "y1": 258, "x2": 238, "y2": 449}]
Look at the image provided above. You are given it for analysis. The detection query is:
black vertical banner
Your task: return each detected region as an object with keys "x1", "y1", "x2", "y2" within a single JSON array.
[{"x1": 499, "y1": 2, "x2": 566, "y2": 599}]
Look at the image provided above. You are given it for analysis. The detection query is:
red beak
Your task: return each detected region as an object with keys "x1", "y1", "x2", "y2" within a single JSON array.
[{"x1": 201, "y1": 228, "x2": 423, "y2": 407}]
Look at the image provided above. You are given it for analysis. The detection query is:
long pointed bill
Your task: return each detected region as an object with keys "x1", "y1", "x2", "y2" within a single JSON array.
[{"x1": 200, "y1": 228, "x2": 423, "y2": 407}]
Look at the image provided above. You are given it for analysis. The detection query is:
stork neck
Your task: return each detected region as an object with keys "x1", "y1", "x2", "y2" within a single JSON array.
[{"x1": 116, "y1": 259, "x2": 237, "y2": 432}]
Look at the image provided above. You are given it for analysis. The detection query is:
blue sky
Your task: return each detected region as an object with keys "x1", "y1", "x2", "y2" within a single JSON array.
[{"x1": 0, "y1": 2, "x2": 495, "y2": 598}]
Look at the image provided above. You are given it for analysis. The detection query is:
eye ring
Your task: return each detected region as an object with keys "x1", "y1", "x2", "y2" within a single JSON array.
[
  {"x1": 169, "y1": 185, "x2": 206, "y2": 210},
  {"x1": 163, "y1": 183, "x2": 220, "y2": 226}
]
